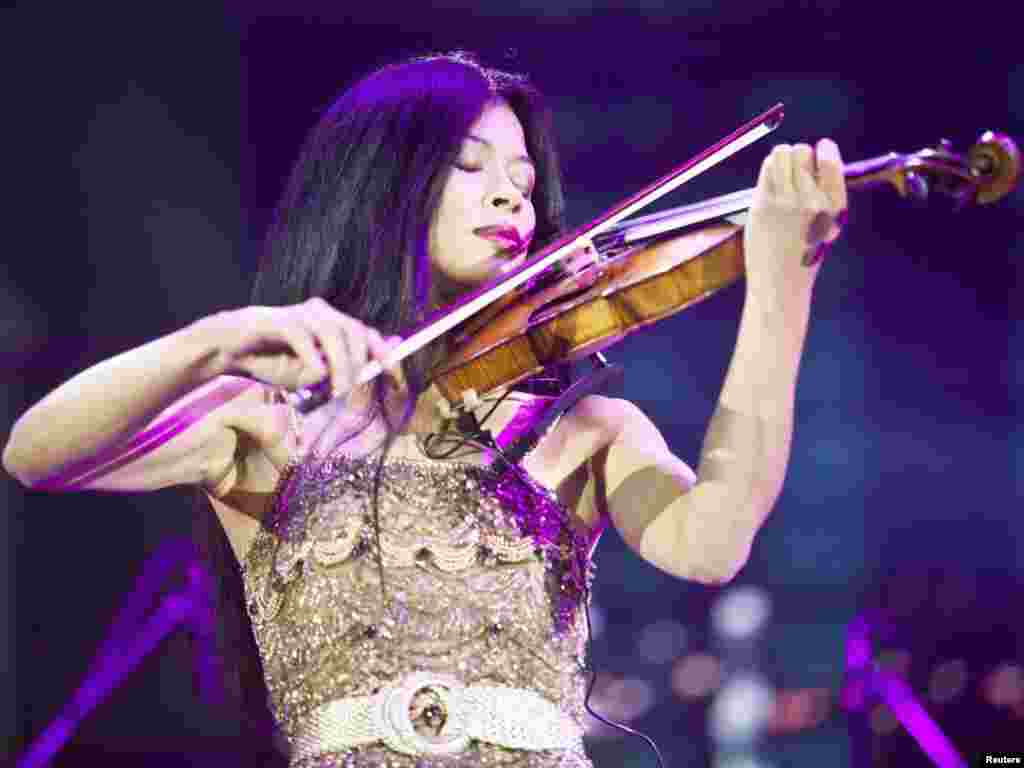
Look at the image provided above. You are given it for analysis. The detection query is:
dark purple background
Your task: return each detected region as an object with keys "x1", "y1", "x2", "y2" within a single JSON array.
[{"x1": 4, "y1": 2, "x2": 1021, "y2": 766}]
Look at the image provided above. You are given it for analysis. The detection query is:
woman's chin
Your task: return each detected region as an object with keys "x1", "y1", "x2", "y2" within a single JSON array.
[
  {"x1": 436, "y1": 256, "x2": 525, "y2": 300},
  {"x1": 499, "y1": 255, "x2": 528, "y2": 272},
  {"x1": 460, "y1": 260, "x2": 518, "y2": 285}
]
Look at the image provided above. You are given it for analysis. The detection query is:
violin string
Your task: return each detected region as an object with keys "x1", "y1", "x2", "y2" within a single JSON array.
[{"x1": 597, "y1": 187, "x2": 754, "y2": 246}]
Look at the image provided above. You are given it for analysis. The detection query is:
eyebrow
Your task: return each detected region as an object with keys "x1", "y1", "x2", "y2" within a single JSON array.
[{"x1": 466, "y1": 135, "x2": 535, "y2": 168}]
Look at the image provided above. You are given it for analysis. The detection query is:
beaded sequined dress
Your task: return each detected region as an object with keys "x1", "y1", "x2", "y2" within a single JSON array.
[{"x1": 238, "y1": 416, "x2": 603, "y2": 768}]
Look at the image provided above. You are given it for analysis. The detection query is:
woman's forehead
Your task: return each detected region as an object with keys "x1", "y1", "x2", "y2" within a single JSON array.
[{"x1": 465, "y1": 101, "x2": 528, "y2": 153}]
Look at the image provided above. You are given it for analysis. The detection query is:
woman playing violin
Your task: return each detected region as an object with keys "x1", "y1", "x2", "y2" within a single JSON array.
[{"x1": 3, "y1": 51, "x2": 847, "y2": 767}]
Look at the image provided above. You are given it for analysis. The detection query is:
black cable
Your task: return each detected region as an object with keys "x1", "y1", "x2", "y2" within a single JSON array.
[{"x1": 579, "y1": 565, "x2": 667, "y2": 768}]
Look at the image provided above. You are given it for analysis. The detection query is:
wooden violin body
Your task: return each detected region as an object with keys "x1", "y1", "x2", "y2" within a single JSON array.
[{"x1": 434, "y1": 223, "x2": 745, "y2": 402}]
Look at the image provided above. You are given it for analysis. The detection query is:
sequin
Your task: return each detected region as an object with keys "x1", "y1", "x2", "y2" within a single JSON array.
[{"x1": 240, "y1": 447, "x2": 600, "y2": 767}]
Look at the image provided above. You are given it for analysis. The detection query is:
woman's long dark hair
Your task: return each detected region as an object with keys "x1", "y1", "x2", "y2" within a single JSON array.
[{"x1": 180, "y1": 50, "x2": 567, "y2": 749}]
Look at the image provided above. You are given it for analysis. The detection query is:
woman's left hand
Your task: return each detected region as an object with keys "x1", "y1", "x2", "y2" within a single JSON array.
[{"x1": 743, "y1": 138, "x2": 848, "y2": 309}]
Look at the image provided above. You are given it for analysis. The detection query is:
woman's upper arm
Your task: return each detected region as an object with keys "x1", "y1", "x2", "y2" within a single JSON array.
[
  {"x1": 580, "y1": 396, "x2": 701, "y2": 579},
  {"x1": 31, "y1": 375, "x2": 268, "y2": 494}
]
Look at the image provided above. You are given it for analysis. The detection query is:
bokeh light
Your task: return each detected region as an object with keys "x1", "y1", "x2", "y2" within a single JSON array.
[
  {"x1": 928, "y1": 659, "x2": 968, "y2": 704},
  {"x1": 582, "y1": 673, "x2": 658, "y2": 741},
  {"x1": 981, "y1": 663, "x2": 1024, "y2": 709},
  {"x1": 712, "y1": 756, "x2": 775, "y2": 768},
  {"x1": 708, "y1": 675, "x2": 775, "y2": 745},
  {"x1": 672, "y1": 652, "x2": 723, "y2": 700},
  {"x1": 767, "y1": 687, "x2": 832, "y2": 733},
  {"x1": 711, "y1": 586, "x2": 772, "y2": 642},
  {"x1": 634, "y1": 619, "x2": 689, "y2": 664}
]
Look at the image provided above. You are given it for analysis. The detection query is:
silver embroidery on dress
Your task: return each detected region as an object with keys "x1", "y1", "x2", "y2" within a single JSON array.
[{"x1": 239, "y1": 427, "x2": 600, "y2": 767}]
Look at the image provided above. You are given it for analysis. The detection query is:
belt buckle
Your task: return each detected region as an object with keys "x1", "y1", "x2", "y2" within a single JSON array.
[{"x1": 372, "y1": 671, "x2": 471, "y2": 756}]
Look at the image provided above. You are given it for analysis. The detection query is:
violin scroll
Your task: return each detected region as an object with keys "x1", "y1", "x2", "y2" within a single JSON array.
[
  {"x1": 847, "y1": 133, "x2": 1020, "y2": 210},
  {"x1": 967, "y1": 131, "x2": 1020, "y2": 205}
]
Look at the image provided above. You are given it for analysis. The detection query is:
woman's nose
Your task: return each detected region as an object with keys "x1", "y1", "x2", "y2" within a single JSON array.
[
  {"x1": 488, "y1": 192, "x2": 522, "y2": 212},
  {"x1": 486, "y1": 168, "x2": 525, "y2": 212},
  {"x1": 487, "y1": 179, "x2": 525, "y2": 212}
]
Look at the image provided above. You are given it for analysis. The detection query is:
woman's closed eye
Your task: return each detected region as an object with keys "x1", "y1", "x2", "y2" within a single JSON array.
[{"x1": 453, "y1": 156, "x2": 534, "y2": 197}]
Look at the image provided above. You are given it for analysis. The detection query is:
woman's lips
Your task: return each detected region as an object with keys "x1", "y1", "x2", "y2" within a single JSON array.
[{"x1": 474, "y1": 226, "x2": 528, "y2": 255}]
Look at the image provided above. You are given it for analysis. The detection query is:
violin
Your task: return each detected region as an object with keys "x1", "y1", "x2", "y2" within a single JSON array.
[{"x1": 293, "y1": 105, "x2": 1020, "y2": 414}]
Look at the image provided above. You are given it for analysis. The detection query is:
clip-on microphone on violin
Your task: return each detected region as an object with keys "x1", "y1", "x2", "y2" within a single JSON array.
[
  {"x1": 455, "y1": 407, "x2": 496, "y2": 449},
  {"x1": 501, "y1": 352, "x2": 624, "y2": 465}
]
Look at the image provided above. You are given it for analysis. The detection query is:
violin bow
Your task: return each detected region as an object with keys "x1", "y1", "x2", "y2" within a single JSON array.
[{"x1": 337, "y1": 103, "x2": 785, "y2": 401}]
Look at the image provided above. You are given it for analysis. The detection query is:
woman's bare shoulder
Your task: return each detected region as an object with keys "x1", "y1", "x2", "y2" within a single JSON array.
[{"x1": 559, "y1": 393, "x2": 632, "y2": 436}]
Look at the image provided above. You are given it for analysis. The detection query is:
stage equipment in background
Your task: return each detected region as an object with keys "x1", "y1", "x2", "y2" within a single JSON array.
[
  {"x1": 708, "y1": 585, "x2": 775, "y2": 768},
  {"x1": 841, "y1": 613, "x2": 966, "y2": 768},
  {"x1": 15, "y1": 537, "x2": 221, "y2": 768}
]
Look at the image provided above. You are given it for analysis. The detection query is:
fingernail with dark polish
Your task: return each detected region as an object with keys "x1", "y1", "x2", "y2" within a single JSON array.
[{"x1": 802, "y1": 244, "x2": 827, "y2": 267}]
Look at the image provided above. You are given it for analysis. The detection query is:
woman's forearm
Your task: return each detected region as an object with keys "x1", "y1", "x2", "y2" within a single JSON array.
[
  {"x1": 3, "y1": 317, "x2": 226, "y2": 485},
  {"x1": 697, "y1": 286, "x2": 812, "y2": 528}
]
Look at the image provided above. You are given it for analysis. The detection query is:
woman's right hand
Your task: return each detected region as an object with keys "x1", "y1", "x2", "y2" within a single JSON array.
[{"x1": 196, "y1": 298, "x2": 401, "y2": 397}]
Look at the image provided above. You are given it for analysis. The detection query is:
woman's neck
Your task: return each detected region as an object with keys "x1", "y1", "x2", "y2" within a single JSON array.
[
  {"x1": 401, "y1": 383, "x2": 451, "y2": 434},
  {"x1": 343, "y1": 380, "x2": 519, "y2": 437}
]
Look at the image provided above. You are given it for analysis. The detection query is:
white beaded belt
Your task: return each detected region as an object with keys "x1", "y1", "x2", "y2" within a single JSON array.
[{"x1": 291, "y1": 671, "x2": 584, "y2": 759}]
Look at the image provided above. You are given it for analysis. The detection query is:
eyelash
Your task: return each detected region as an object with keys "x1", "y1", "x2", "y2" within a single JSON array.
[{"x1": 455, "y1": 162, "x2": 534, "y2": 194}]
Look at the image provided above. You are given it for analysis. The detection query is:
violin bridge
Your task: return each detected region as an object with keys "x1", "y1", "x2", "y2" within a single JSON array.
[{"x1": 461, "y1": 388, "x2": 482, "y2": 410}]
